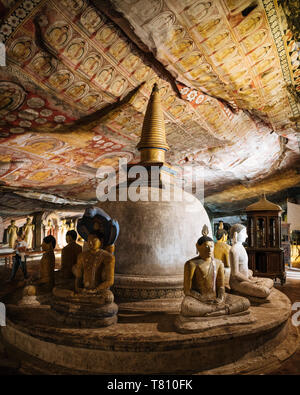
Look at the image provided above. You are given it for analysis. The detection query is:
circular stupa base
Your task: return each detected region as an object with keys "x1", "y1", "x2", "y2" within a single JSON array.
[
  {"x1": 113, "y1": 273, "x2": 183, "y2": 313},
  {"x1": 0, "y1": 289, "x2": 298, "y2": 375},
  {"x1": 116, "y1": 298, "x2": 182, "y2": 315}
]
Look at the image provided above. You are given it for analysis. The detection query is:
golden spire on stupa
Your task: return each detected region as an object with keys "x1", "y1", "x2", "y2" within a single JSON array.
[{"x1": 137, "y1": 83, "x2": 169, "y2": 163}]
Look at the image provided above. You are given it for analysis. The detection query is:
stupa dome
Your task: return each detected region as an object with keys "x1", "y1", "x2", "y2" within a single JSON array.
[{"x1": 97, "y1": 84, "x2": 212, "y2": 312}]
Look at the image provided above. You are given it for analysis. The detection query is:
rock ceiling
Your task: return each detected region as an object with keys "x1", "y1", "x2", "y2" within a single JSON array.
[{"x1": 0, "y1": 0, "x2": 299, "y2": 217}]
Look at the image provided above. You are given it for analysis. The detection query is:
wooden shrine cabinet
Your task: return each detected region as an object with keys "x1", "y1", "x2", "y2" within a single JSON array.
[
  {"x1": 281, "y1": 222, "x2": 291, "y2": 267},
  {"x1": 246, "y1": 195, "x2": 286, "y2": 285}
]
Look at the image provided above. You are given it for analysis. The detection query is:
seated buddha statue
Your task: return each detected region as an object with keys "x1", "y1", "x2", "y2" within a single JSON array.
[
  {"x1": 180, "y1": 226, "x2": 250, "y2": 318},
  {"x1": 38, "y1": 235, "x2": 56, "y2": 290},
  {"x1": 60, "y1": 230, "x2": 82, "y2": 279},
  {"x1": 72, "y1": 233, "x2": 115, "y2": 299},
  {"x1": 214, "y1": 222, "x2": 231, "y2": 288},
  {"x1": 73, "y1": 234, "x2": 115, "y2": 294},
  {"x1": 51, "y1": 232, "x2": 118, "y2": 327},
  {"x1": 20, "y1": 236, "x2": 56, "y2": 305},
  {"x1": 229, "y1": 224, "x2": 273, "y2": 301}
]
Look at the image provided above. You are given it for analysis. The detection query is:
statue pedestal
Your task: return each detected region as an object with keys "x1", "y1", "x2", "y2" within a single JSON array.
[
  {"x1": 51, "y1": 285, "x2": 118, "y2": 328},
  {"x1": 174, "y1": 310, "x2": 255, "y2": 334},
  {"x1": 175, "y1": 293, "x2": 252, "y2": 333}
]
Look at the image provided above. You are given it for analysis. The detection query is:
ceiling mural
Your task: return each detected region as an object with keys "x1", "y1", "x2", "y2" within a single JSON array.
[{"x1": 0, "y1": 0, "x2": 299, "y2": 214}]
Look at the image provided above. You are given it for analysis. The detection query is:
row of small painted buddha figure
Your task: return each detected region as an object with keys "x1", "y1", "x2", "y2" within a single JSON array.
[
  {"x1": 24, "y1": 230, "x2": 115, "y2": 297},
  {"x1": 181, "y1": 224, "x2": 274, "y2": 319}
]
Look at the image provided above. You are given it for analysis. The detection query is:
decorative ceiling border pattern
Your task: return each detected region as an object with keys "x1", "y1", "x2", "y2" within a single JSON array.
[
  {"x1": 0, "y1": 0, "x2": 43, "y2": 43},
  {"x1": 262, "y1": 0, "x2": 300, "y2": 118}
]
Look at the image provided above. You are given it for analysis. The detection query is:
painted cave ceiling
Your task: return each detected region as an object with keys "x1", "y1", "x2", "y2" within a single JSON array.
[{"x1": 0, "y1": 0, "x2": 300, "y2": 217}]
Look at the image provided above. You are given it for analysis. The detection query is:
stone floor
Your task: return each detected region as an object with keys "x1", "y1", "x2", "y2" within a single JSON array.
[
  {"x1": 0, "y1": 260, "x2": 299, "y2": 375},
  {"x1": 268, "y1": 269, "x2": 300, "y2": 375},
  {"x1": 0, "y1": 259, "x2": 55, "y2": 375}
]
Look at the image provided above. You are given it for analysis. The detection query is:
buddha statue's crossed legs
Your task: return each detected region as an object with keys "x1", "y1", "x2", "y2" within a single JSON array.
[{"x1": 181, "y1": 293, "x2": 250, "y2": 317}]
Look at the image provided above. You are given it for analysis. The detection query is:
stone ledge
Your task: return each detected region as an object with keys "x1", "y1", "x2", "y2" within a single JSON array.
[
  {"x1": 174, "y1": 311, "x2": 256, "y2": 333},
  {"x1": 3, "y1": 289, "x2": 292, "y2": 350},
  {"x1": 0, "y1": 289, "x2": 297, "y2": 374}
]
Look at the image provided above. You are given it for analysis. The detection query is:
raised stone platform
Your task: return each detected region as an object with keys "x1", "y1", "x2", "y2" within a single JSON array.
[
  {"x1": 0, "y1": 288, "x2": 298, "y2": 374},
  {"x1": 174, "y1": 310, "x2": 255, "y2": 333}
]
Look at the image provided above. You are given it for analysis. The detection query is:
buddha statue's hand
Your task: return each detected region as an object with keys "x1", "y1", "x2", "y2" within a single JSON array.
[
  {"x1": 214, "y1": 297, "x2": 225, "y2": 305},
  {"x1": 205, "y1": 299, "x2": 216, "y2": 304},
  {"x1": 189, "y1": 290, "x2": 215, "y2": 304},
  {"x1": 81, "y1": 288, "x2": 98, "y2": 295},
  {"x1": 215, "y1": 287, "x2": 225, "y2": 304},
  {"x1": 199, "y1": 296, "x2": 216, "y2": 304},
  {"x1": 251, "y1": 278, "x2": 262, "y2": 285}
]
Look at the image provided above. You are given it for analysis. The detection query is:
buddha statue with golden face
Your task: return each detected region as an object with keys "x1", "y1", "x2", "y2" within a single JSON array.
[
  {"x1": 7, "y1": 220, "x2": 18, "y2": 249},
  {"x1": 52, "y1": 232, "x2": 118, "y2": 327},
  {"x1": 72, "y1": 233, "x2": 115, "y2": 297},
  {"x1": 229, "y1": 224, "x2": 274, "y2": 301},
  {"x1": 23, "y1": 217, "x2": 35, "y2": 250},
  {"x1": 69, "y1": 220, "x2": 75, "y2": 231},
  {"x1": 180, "y1": 226, "x2": 250, "y2": 318},
  {"x1": 214, "y1": 222, "x2": 231, "y2": 288}
]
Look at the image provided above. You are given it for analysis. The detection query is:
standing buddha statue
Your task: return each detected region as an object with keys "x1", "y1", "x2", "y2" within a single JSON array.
[
  {"x1": 7, "y1": 220, "x2": 18, "y2": 248},
  {"x1": 45, "y1": 219, "x2": 54, "y2": 237},
  {"x1": 58, "y1": 219, "x2": 68, "y2": 248},
  {"x1": 23, "y1": 217, "x2": 35, "y2": 250}
]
